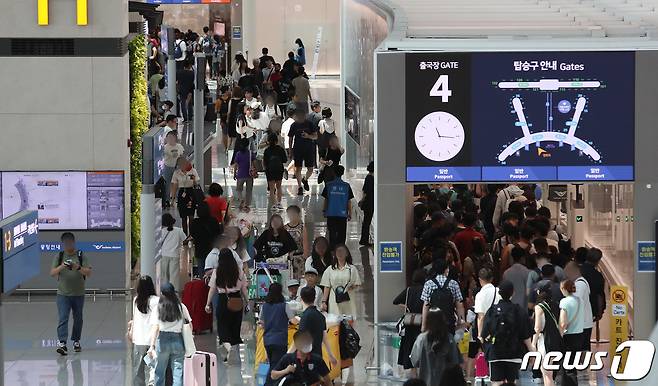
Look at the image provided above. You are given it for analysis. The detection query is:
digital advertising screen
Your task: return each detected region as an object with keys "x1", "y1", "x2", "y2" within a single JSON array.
[
  {"x1": 1, "y1": 210, "x2": 40, "y2": 293},
  {"x1": 1, "y1": 171, "x2": 125, "y2": 230},
  {"x1": 405, "y1": 51, "x2": 635, "y2": 182}
]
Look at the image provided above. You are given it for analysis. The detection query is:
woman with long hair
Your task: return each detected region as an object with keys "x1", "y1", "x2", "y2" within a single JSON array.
[
  {"x1": 285, "y1": 205, "x2": 310, "y2": 280},
  {"x1": 533, "y1": 284, "x2": 562, "y2": 386},
  {"x1": 160, "y1": 213, "x2": 187, "y2": 291},
  {"x1": 410, "y1": 308, "x2": 462, "y2": 386},
  {"x1": 294, "y1": 38, "x2": 306, "y2": 65},
  {"x1": 226, "y1": 86, "x2": 244, "y2": 157},
  {"x1": 320, "y1": 244, "x2": 361, "y2": 317},
  {"x1": 205, "y1": 249, "x2": 248, "y2": 362},
  {"x1": 129, "y1": 276, "x2": 158, "y2": 386},
  {"x1": 259, "y1": 283, "x2": 297, "y2": 385},
  {"x1": 393, "y1": 269, "x2": 426, "y2": 373},
  {"x1": 169, "y1": 157, "x2": 200, "y2": 235},
  {"x1": 305, "y1": 236, "x2": 332, "y2": 280},
  {"x1": 231, "y1": 137, "x2": 255, "y2": 210},
  {"x1": 148, "y1": 283, "x2": 191, "y2": 386}
]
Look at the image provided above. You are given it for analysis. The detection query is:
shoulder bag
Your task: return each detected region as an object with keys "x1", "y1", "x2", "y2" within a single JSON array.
[
  {"x1": 403, "y1": 288, "x2": 422, "y2": 326},
  {"x1": 226, "y1": 286, "x2": 244, "y2": 312},
  {"x1": 181, "y1": 307, "x2": 197, "y2": 357},
  {"x1": 334, "y1": 266, "x2": 352, "y2": 304}
]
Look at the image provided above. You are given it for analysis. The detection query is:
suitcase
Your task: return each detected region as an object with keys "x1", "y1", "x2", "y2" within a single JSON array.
[
  {"x1": 474, "y1": 351, "x2": 490, "y2": 384},
  {"x1": 182, "y1": 279, "x2": 213, "y2": 334},
  {"x1": 184, "y1": 351, "x2": 218, "y2": 386}
]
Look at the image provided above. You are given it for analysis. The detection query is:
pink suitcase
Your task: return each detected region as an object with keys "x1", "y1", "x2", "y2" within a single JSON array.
[{"x1": 184, "y1": 351, "x2": 218, "y2": 386}]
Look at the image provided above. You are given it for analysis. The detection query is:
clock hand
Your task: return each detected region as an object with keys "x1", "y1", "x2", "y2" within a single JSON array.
[{"x1": 435, "y1": 128, "x2": 442, "y2": 138}]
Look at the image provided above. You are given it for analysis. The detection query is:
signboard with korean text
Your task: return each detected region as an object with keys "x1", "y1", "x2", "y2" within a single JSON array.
[
  {"x1": 406, "y1": 51, "x2": 635, "y2": 182},
  {"x1": 1, "y1": 210, "x2": 40, "y2": 293},
  {"x1": 609, "y1": 285, "x2": 630, "y2": 373},
  {"x1": 637, "y1": 241, "x2": 656, "y2": 272},
  {"x1": 379, "y1": 241, "x2": 403, "y2": 272}
]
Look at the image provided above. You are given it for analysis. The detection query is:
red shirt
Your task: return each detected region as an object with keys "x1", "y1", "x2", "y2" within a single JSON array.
[
  {"x1": 452, "y1": 227, "x2": 485, "y2": 264},
  {"x1": 205, "y1": 196, "x2": 228, "y2": 223}
]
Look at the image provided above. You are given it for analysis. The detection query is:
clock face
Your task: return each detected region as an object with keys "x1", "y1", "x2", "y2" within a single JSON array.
[{"x1": 414, "y1": 111, "x2": 465, "y2": 162}]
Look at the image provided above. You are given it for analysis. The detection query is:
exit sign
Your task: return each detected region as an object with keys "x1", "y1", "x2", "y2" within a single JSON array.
[{"x1": 576, "y1": 215, "x2": 584, "y2": 223}]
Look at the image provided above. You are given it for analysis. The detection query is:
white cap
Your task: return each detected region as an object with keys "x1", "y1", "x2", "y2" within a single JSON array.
[{"x1": 287, "y1": 279, "x2": 300, "y2": 287}]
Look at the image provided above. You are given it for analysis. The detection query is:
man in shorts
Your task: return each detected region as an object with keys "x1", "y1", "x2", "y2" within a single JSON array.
[{"x1": 288, "y1": 109, "x2": 318, "y2": 195}]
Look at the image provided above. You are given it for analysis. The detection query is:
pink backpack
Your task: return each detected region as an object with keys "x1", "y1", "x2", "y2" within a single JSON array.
[{"x1": 474, "y1": 351, "x2": 489, "y2": 378}]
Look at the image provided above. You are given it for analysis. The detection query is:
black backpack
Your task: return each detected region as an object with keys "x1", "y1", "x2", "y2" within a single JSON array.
[
  {"x1": 486, "y1": 302, "x2": 519, "y2": 359},
  {"x1": 339, "y1": 319, "x2": 361, "y2": 359},
  {"x1": 58, "y1": 250, "x2": 85, "y2": 280},
  {"x1": 538, "y1": 301, "x2": 563, "y2": 352},
  {"x1": 429, "y1": 278, "x2": 456, "y2": 330}
]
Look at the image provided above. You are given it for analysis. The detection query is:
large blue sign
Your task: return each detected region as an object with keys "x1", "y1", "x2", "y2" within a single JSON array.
[
  {"x1": 380, "y1": 241, "x2": 403, "y2": 273},
  {"x1": 406, "y1": 51, "x2": 635, "y2": 182},
  {"x1": 40, "y1": 241, "x2": 125, "y2": 253},
  {"x1": 638, "y1": 241, "x2": 656, "y2": 272},
  {"x1": 1, "y1": 210, "x2": 40, "y2": 293}
]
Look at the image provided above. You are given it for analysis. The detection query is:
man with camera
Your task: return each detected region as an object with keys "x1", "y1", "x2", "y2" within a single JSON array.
[{"x1": 50, "y1": 232, "x2": 92, "y2": 355}]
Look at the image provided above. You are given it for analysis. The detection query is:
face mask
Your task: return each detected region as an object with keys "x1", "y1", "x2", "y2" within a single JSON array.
[{"x1": 299, "y1": 343, "x2": 313, "y2": 354}]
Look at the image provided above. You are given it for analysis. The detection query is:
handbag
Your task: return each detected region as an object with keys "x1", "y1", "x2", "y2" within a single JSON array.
[
  {"x1": 334, "y1": 267, "x2": 351, "y2": 304},
  {"x1": 248, "y1": 149, "x2": 259, "y2": 178},
  {"x1": 226, "y1": 288, "x2": 244, "y2": 312},
  {"x1": 182, "y1": 315, "x2": 196, "y2": 357},
  {"x1": 402, "y1": 288, "x2": 422, "y2": 326}
]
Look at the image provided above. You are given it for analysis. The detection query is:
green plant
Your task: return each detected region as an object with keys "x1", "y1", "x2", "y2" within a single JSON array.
[{"x1": 129, "y1": 35, "x2": 149, "y2": 266}]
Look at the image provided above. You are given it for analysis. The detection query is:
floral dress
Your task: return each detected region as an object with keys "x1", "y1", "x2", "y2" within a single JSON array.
[{"x1": 285, "y1": 222, "x2": 305, "y2": 279}]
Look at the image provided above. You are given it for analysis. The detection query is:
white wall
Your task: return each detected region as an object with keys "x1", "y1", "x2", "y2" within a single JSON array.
[{"x1": 242, "y1": 0, "x2": 340, "y2": 75}]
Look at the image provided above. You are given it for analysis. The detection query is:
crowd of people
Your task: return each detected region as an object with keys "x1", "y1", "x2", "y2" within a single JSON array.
[{"x1": 395, "y1": 183, "x2": 608, "y2": 386}]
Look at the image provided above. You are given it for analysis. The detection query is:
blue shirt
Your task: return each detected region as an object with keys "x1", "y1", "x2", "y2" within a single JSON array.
[
  {"x1": 261, "y1": 302, "x2": 293, "y2": 346},
  {"x1": 322, "y1": 178, "x2": 354, "y2": 218}
]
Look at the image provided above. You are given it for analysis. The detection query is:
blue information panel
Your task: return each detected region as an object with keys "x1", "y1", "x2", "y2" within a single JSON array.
[
  {"x1": 1, "y1": 210, "x2": 40, "y2": 293},
  {"x1": 637, "y1": 241, "x2": 656, "y2": 272},
  {"x1": 380, "y1": 241, "x2": 403, "y2": 272},
  {"x1": 39, "y1": 241, "x2": 125, "y2": 253},
  {"x1": 406, "y1": 51, "x2": 635, "y2": 182}
]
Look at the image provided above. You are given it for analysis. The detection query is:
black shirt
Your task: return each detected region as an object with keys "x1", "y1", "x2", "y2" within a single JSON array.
[
  {"x1": 362, "y1": 174, "x2": 374, "y2": 211},
  {"x1": 259, "y1": 55, "x2": 275, "y2": 69},
  {"x1": 298, "y1": 306, "x2": 326, "y2": 357},
  {"x1": 581, "y1": 262, "x2": 606, "y2": 318},
  {"x1": 273, "y1": 352, "x2": 329, "y2": 384},
  {"x1": 253, "y1": 229, "x2": 297, "y2": 261},
  {"x1": 263, "y1": 145, "x2": 288, "y2": 173},
  {"x1": 289, "y1": 120, "x2": 317, "y2": 151},
  {"x1": 189, "y1": 217, "x2": 223, "y2": 263},
  {"x1": 481, "y1": 299, "x2": 532, "y2": 360},
  {"x1": 321, "y1": 147, "x2": 343, "y2": 166},
  {"x1": 177, "y1": 69, "x2": 195, "y2": 96}
]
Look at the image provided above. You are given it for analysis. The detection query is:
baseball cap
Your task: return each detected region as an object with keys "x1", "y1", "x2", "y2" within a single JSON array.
[
  {"x1": 287, "y1": 279, "x2": 300, "y2": 287},
  {"x1": 304, "y1": 267, "x2": 319, "y2": 275}
]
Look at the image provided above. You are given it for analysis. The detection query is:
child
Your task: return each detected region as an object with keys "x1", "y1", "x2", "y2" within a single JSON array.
[
  {"x1": 287, "y1": 279, "x2": 300, "y2": 301},
  {"x1": 297, "y1": 267, "x2": 322, "y2": 308},
  {"x1": 317, "y1": 107, "x2": 336, "y2": 158},
  {"x1": 231, "y1": 137, "x2": 254, "y2": 210},
  {"x1": 270, "y1": 330, "x2": 332, "y2": 386}
]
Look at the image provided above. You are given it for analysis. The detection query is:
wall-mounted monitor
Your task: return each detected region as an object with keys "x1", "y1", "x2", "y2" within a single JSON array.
[
  {"x1": 405, "y1": 51, "x2": 635, "y2": 182},
  {"x1": 1, "y1": 171, "x2": 125, "y2": 230}
]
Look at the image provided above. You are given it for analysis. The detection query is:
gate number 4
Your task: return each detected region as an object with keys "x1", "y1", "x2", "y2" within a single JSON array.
[{"x1": 430, "y1": 75, "x2": 452, "y2": 102}]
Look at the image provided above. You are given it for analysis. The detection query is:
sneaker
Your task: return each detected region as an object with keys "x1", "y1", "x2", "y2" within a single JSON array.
[
  {"x1": 56, "y1": 342, "x2": 68, "y2": 356},
  {"x1": 302, "y1": 178, "x2": 310, "y2": 191},
  {"x1": 73, "y1": 341, "x2": 81, "y2": 353},
  {"x1": 297, "y1": 187, "x2": 304, "y2": 196}
]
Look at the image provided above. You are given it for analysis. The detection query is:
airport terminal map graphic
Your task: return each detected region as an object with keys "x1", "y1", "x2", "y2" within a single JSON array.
[
  {"x1": 0, "y1": 172, "x2": 125, "y2": 230},
  {"x1": 406, "y1": 51, "x2": 635, "y2": 182}
]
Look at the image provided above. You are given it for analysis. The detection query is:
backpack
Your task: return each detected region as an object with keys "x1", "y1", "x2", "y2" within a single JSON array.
[
  {"x1": 339, "y1": 319, "x2": 361, "y2": 359},
  {"x1": 266, "y1": 148, "x2": 284, "y2": 174},
  {"x1": 429, "y1": 278, "x2": 456, "y2": 330},
  {"x1": 485, "y1": 302, "x2": 519, "y2": 359},
  {"x1": 174, "y1": 41, "x2": 183, "y2": 59},
  {"x1": 57, "y1": 250, "x2": 85, "y2": 280},
  {"x1": 202, "y1": 35, "x2": 213, "y2": 54},
  {"x1": 502, "y1": 188, "x2": 519, "y2": 212},
  {"x1": 538, "y1": 301, "x2": 563, "y2": 352}
]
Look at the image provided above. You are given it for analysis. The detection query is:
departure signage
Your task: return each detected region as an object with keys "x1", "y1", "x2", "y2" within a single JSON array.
[
  {"x1": 406, "y1": 51, "x2": 635, "y2": 182},
  {"x1": 379, "y1": 241, "x2": 403, "y2": 272},
  {"x1": 637, "y1": 241, "x2": 656, "y2": 272},
  {"x1": 1, "y1": 211, "x2": 39, "y2": 260}
]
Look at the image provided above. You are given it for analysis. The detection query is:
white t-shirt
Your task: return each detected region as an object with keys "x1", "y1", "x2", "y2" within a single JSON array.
[
  {"x1": 149, "y1": 303, "x2": 192, "y2": 333},
  {"x1": 132, "y1": 296, "x2": 160, "y2": 346},
  {"x1": 164, "y1": 143, "x2": 185, "y2": 168},
  {"x1": 575, "y1": 277, "x2": 594, "y2": 329},
  {"x1": 160, "y1": 227, "x2": 187, "y2": 258},
  {"x1": 474, "y1": 283, "x2": 501, "y2": 315},
  {"x1": 175, "y1": 39, "x2": 187, "y2": 62},
  {"x1": 204, "y1": 247, "x2": 245, "y2": 275},
  {"x1": 281, "y1": 118, "x2": 294, "y2": 149},
  {"x1": 171, "y1": 168, "x2": 199, "y2": 189},
  {"x1": 319, "y1": 118, "x2": 335, "y2": 134}
]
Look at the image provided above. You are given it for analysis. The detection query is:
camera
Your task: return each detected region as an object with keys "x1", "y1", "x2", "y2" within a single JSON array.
[{"x1": 63, "y1": 259, "x2": 73, "y2": 267}]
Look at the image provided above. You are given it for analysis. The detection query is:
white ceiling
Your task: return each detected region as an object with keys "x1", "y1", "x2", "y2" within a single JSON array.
[{"x1": 374, "y1": 0, "x2": 658, "y2": 41}]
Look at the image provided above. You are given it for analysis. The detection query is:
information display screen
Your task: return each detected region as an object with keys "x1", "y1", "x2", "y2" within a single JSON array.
[
  {"x1": 406, "y1": 51, "x2": 635, "y2": 182},
  {"x1": 1, "y1": 172, "x2": 124, "y2": 230},
  {"x1": 1, "y1": 210, "x2": 40, "y2": 293}
]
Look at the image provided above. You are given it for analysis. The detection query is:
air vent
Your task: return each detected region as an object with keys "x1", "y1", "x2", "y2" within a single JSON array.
[{"x1": 11, "y1": 39, "x2": 74, "y2": 56}]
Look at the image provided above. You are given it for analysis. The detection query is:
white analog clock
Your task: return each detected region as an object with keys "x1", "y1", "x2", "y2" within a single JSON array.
[{"x1": 414, "y1": 111, "x2": 465, "y2": 162}]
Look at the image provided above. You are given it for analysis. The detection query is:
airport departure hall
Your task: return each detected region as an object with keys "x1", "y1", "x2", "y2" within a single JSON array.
[{"x1": 2, "y1": 1, "x2": 658, "y2": 385}]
